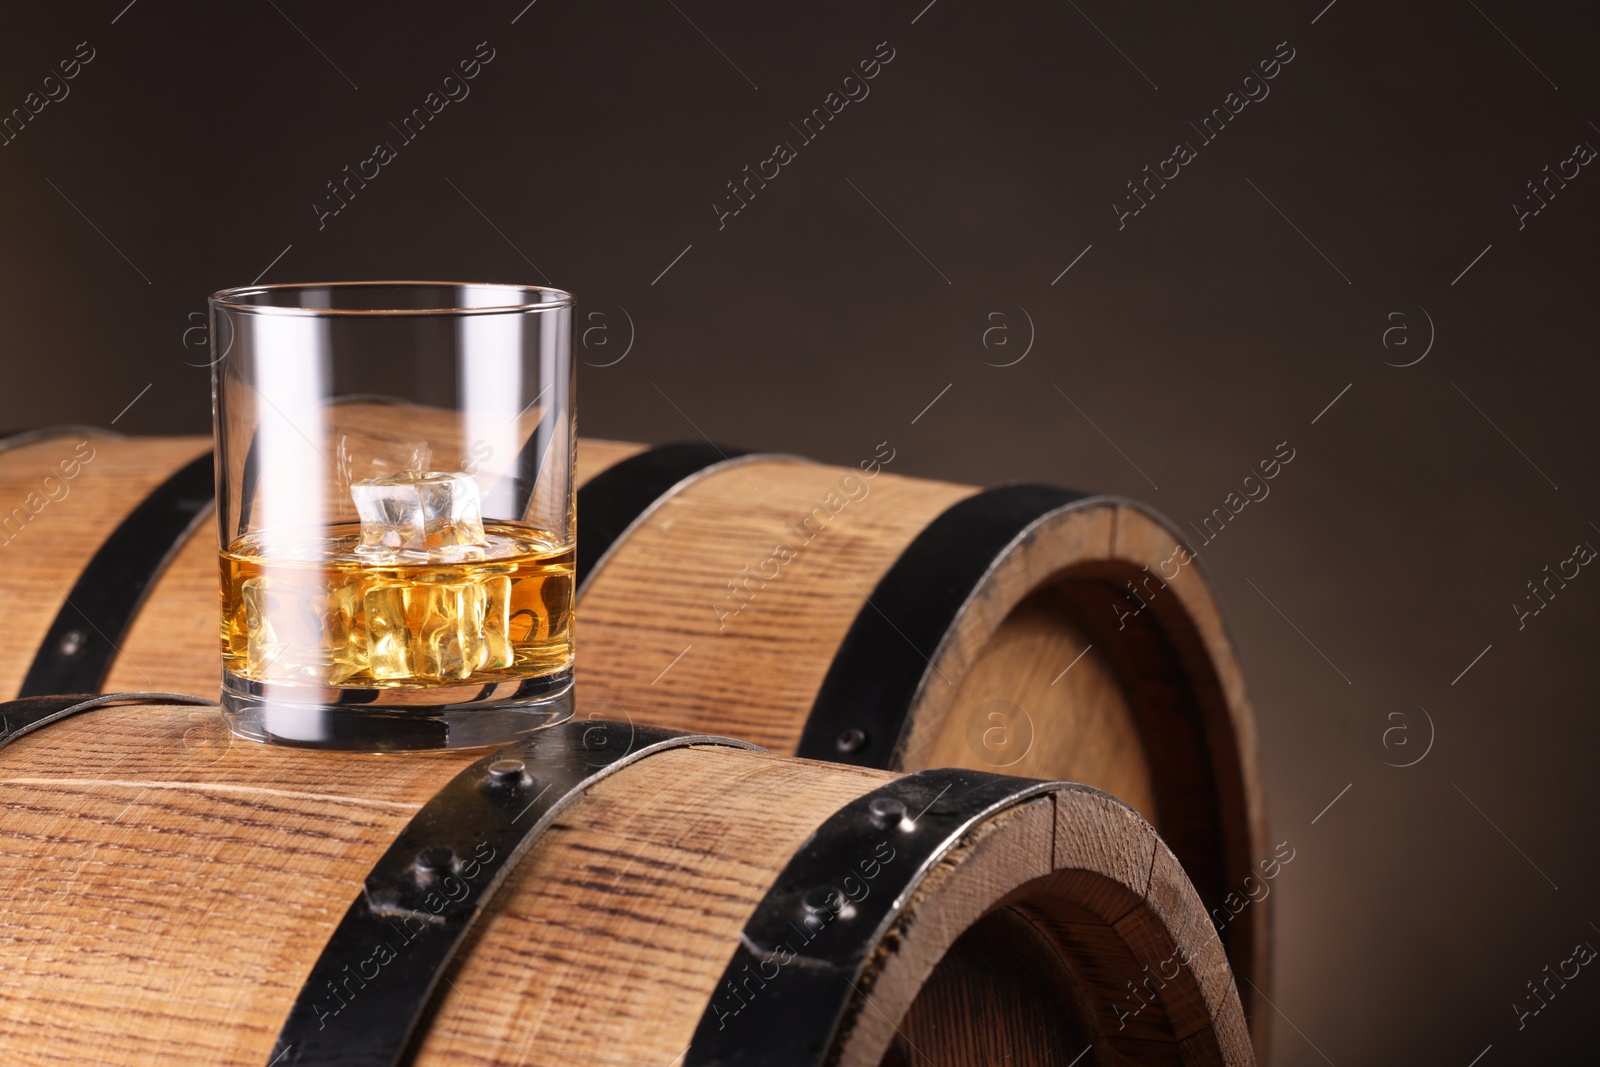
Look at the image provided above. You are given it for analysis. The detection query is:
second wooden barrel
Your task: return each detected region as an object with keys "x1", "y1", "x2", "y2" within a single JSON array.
[
  {"x1": 0, "y1": 695, "x2": 1252, "y2": 1066},
  {"x1": 0, "y1": 428, "x2": 1268, "y2": 1051}
]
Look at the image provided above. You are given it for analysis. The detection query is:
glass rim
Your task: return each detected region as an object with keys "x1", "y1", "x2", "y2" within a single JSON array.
[{"x1": 209, "y1": 280, "x2": 574, "y2": 317}]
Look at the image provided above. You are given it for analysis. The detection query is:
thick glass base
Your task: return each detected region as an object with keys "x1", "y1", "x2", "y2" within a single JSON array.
[{"x1": 220, "y1": 668, "x2": 574, "y2": 750}]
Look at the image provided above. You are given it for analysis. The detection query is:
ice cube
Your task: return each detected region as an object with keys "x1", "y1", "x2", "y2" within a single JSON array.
[
  {"x1": 350, "y1": 470, "x2": 487, "y2": 560},
  {"x1": 242, "y1": 575, "x2": 367, "y2": 684},
  {"x1": 364, "y1": 582, "x2": 414, "y2": 680},
  {"x1": 412, "y1": 579, "x2": 491, "y2": 680},
  {"x1": 242, "y1": 577, "x2": 285, "y2": 676},
  {"x1": 336, "y1": 432, "x2": 431, "y2": 489},
  {"x1": 313, "y1": 584, "x2": 367, "y2": 684},
  {"x1": 480, "y1": 574, "x2": 514, "y2": 671}
]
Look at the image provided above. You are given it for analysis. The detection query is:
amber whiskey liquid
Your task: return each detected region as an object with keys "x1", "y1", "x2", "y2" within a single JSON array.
[{"x1": 220, "y1": 522, "x2": 573, "y2": 690}]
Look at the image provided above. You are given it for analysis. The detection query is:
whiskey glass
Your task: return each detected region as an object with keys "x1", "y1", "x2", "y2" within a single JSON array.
[{"x1": 210, "y1": 282, "x2": 575, "y2": 749}]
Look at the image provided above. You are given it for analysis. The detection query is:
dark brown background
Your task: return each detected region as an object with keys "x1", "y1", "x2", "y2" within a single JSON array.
[{"x1": 2, "y1": 1, "x2": 1596, "y2": 1062}]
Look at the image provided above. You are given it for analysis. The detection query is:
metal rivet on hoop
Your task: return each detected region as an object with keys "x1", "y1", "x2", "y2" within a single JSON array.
[
  {"x1": 867, "y1": 796, "x2": 908, "y2": 829},
  {"x1": 413, "y1": 845, "x2": 456, "y2": 884},
  {"x1": 834, "y1": 727, "x2": 867, "y2": 754}
]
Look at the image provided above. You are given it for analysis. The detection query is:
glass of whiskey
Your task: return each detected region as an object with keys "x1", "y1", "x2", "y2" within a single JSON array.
[{"x1": 209, "y1": 282, "x2": 576, "y2": 749}]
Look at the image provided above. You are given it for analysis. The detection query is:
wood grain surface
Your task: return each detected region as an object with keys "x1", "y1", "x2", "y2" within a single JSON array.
[
  {"x1": 0, "y1": 433, "x2": 211, "y2": 696},
  {"x1": 572, "y1": 456, "x2": 978, "y2": 749}
]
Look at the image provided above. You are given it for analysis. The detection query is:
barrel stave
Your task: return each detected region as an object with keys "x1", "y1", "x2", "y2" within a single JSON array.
[
  {"x1": 413, "y1": 746, "x2": 893, "y2": 1066},
  {"x1": 573, "y1": 457, "x2": 977, "y2": 751},
  {"x1": 0, "y1": 704, "x2": 458, "y2": 1066},
  {"x1": 0, "y1": 435, "x2": 210, "y2": 698}
]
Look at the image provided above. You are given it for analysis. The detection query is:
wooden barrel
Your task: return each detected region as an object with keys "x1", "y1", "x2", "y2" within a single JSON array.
[
  {"x1": 0, "y1": 696, "x2": 1253, "y2": 1066},
  {"x1": 0, "y1": 428, "x2": 1268, "y2": 1052}
]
